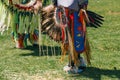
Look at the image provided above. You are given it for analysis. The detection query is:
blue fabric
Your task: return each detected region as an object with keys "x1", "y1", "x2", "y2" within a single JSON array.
[{"x1": 73, "y1": 12, "x2": 85, "y2": 52}]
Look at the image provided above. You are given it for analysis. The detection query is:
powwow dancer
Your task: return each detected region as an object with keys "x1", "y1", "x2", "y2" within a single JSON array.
[
  {"x1": 0, "y1": 0, "x2": 42, "y2": 48},
  {"x1": 41, "y1": 0, "x2": 103, "y2": 74}
]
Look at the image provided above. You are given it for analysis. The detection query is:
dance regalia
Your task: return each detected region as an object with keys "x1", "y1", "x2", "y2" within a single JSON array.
[
  {"x1": 42, "y1": 0, "x2": 89, "y2": 65},
  {"x1": 55, "y1": 0, "x2": 90, "y2": 67},
  {"x1": 41, "y1": 0, "x2": 104, "y2": 73},
  {"x1": 0, "y1": 0, "x2": 42, "y2": 48}
]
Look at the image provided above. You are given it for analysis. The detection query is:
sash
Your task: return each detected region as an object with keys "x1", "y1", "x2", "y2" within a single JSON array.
[{"x1": 73, "y1": 12, "x2": 85, "y2": 53}]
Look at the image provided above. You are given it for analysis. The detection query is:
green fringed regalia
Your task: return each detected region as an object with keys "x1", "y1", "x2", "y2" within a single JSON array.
[{"x1": 0, "y1": 0, "x2": 42, "y2": 48}]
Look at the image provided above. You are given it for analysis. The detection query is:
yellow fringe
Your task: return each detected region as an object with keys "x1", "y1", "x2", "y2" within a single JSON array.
[{"x1": 84, "y1": 35, "x2": 91, "y2": 65}]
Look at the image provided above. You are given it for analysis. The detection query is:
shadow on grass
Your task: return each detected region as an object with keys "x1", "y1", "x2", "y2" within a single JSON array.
[
  {"x1": 70, "y1": 67, "x2": 120, "y2": 80},
  {"x1": 19, "y1": 45, "x2": 61, "y2": 56}
]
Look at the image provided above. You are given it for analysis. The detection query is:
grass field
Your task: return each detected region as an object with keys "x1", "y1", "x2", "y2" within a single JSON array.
[{"x1": 0, "y1": 0, "x2": 120, "y2": 80}]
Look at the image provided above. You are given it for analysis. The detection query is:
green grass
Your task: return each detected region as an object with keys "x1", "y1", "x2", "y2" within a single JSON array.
[{"x1": 0, "y1": 0, "x2": 120, "y2": 80}]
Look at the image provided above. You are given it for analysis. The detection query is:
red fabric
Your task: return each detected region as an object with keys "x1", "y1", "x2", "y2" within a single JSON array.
[
  {"x1": 60, "y1": 8, "x2": 69, "y2": 42},
  {"x1": 61, "y1": 27, "x2": 65, "y2": 41}
]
